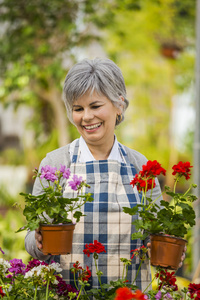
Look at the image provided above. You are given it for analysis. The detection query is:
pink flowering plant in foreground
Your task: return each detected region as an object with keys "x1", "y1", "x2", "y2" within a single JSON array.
[
  {"x1": 1, "y1": 243, "x2": 200, "y2": 299},
  {"x1": 17, "y1": 165, "x2": 94, "y2": 231},
  {"x1": 0, "y1": 252, "x2": 78, "y2": 299}
]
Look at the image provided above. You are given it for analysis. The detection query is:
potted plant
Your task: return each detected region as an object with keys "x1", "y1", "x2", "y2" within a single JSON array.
[
  {"x1": 123, "y1": 160, "x2": 197, "y2": 270},
  {"x1": 17, "y1": 164, "x2": 94, "y2": 255}
]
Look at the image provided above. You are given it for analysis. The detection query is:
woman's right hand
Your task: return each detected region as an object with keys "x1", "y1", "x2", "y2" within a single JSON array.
[{"x1": 35, "y1": 228, "x2": 43, "y2": 250}]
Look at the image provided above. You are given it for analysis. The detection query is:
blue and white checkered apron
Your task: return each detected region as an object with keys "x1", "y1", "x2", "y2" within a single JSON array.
[{"x1": 60, "y1": 139, "x2": 151, "y2": 291}]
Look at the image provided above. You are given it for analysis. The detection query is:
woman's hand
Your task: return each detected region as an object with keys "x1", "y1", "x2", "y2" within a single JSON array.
[
  {"x1": 35, "y1": 228, "x2": 43, "y2": 251},
  {"x1": 147, "y1": 243, "x2": 187, "y2": 268}
]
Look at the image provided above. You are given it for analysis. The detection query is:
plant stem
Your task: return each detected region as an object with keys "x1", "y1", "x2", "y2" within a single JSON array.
[
  {"x1": 143, "y1": 275, "x2": 156, "y2": 293},
  {"x1": 132, "y1": 259, "x2": 144, "y2": 285},
  {"x1": 173, "y1": 177, "x2": 179, "y2": 214},
  {"x1": 147, "y1": 191, "x2": 165, "y2": 210},
  {"x1": 94, "y1": 257, "x2": 105, "y2": 293},
  {"x1": 45, "y1": 278, "x2": 50, "y2": 300},
  {"x1": 73, "y1": 272, "x2": 79, "y2": 291},
  {"x1": 122, "y1": 263, "x2": 125, "y2": 281},
  {"x1": 76, "y1": 286, "x2": 83, "y2": 300},
  {"x1": 183, "y1": 184, "x2": 192, "y2": 197},
  {"x1": 34, "y1": 284, "x2": 38, "y2": 300}
]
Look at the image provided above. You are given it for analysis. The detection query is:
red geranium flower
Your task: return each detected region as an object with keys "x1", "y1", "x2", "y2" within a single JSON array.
[
  {"x1": 130, "y1": 174, "x2": 155, "y2": 193},
  {"x1": 141, "y1": 160, "x2": 166, "y2": 177},
  {"x1": 114, "y1": 287, "x2": 133, "y2": 300},
  {"x1": 188, "y1": 283, "x2": 200, "y2": 299},
  {"x1": 130, "y1": 160, "x2": 166, "y2": 193},
  {"x1": 155, "y1": 269, "x2": 178, "y2": 291},
  {"x1": 78, "y1": 265, "x2": 91, "y2": 282},
  {"x1": 83, "y1": 240, "x2": 106, "y2": 257},
  {"x1": 130, "y1": 245, "x2": 148, "y2": 259},
  {"x1": 172, "y1": 161, "x2": 193, "y2": 180},
  {"x1": 0, "y1": 286, "x2": 5, "y2": 297},
  {"x1": 73, "y1": 261, "x2": 83, "y2": 272}
]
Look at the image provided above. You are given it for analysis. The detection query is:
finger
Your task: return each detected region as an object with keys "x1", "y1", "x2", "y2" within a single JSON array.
[
  {"x1": 147, "y1": 242, "x2": 151, "y2": 249},
  {"x1": 181, "y1": 253, "x2": 186, "y2": 262}
]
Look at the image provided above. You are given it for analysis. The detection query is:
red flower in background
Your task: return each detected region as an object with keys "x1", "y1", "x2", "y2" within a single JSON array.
[
  {"x1": 73, "y1": 261, "x2": 83, "y2": 272},
  {"x1": 188, "y1": 283, "x2": 200, "y2": 299},
  {"x1": 114, "y1": 287, "x2": 133, "y2": 299},
  {"x1": 78, "y1": 266, "x2": 91, "y2": 282},
  {"x1": 83, "y1": 240, "x2": 106, "y2": 257},
  {"x1": 130, "y1": 245, "x2": 148, "y2": 259},
  {"x1": 172, "y1": 161, "x2": 193, "y2": 180},
  {"x1": 155, "y1": 269, "x2": 178, "y2": 291},
  {"x1": 0, "y1": 286, "x2": 5, "y2": 297}
]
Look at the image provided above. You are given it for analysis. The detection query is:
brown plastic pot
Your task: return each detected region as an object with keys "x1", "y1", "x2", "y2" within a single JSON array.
[
  {"x1": 40, "y1": 223, "x2": 76, "y2": 255},
  {"x1": 150, "y1": 234, "x2": 187, "y2": 270}
]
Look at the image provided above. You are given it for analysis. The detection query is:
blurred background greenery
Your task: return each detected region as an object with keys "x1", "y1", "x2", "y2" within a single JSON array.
[{"x1": 0, "y1": 0, "x2": 197, "y2": 282}]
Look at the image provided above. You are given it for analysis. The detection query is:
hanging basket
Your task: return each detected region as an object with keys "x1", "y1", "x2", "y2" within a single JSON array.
[
  {"x1": 150, "y1": 234, "x2": 187, "y2": 270},
  {"x1": 40, "y1": 223, "x2": 76, "y2": 255}
]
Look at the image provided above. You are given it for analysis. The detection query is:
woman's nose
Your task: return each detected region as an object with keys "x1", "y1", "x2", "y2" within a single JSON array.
[{"x1": 82, "y1": 109, "x2": 93, "y2": 121}]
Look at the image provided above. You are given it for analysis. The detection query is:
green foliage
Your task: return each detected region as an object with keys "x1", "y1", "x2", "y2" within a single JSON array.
[
  {"x1": 124, "y1": 183, "x2": 197, "y2": 240},
  {"x1": 0, "y1": 209, "x2": 29, "y2": 262},
  {"x1": 102, "y1": 0, "x2": 195, "y2": 166}
]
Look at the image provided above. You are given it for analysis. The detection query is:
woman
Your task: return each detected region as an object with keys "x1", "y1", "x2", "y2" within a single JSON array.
[{"x1": 24, "y1": 58, "x2": 175, "y2": 291}]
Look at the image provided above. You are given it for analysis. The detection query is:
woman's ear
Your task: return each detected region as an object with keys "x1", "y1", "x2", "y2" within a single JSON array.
[
  {"x1": 119, "y1": 95, "x2": 124, "y2": 102},
  {"x1": 118, "y1": 96, "x2": 124, "y2": 113}
]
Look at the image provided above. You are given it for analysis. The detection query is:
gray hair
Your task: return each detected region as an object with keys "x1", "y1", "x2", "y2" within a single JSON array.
[{"x1": 62, "y1": 58, "x2": 129, "y2": 125}]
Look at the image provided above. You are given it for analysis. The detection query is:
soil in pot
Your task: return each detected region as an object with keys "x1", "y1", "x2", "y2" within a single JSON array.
[
  {"x1": 40, "y1": 223, "x2": 76, "y2": 255},
  {"x1": 150, "y1": 234, "x2": 187, "y2": 270}
]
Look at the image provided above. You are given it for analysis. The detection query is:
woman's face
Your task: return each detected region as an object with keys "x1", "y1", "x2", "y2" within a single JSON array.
[{"x1": 72, "y1": 90, "x2": 121, "y2": 149}]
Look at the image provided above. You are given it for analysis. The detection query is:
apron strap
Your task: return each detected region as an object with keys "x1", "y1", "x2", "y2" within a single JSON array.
[{"x1": 71, "y1": 139, "x2": 80, "y2": 163}]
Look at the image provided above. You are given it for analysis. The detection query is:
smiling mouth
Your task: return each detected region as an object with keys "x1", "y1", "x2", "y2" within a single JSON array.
[{"x1": 83, "y1": 123, "x2": 102, "y2": 130}]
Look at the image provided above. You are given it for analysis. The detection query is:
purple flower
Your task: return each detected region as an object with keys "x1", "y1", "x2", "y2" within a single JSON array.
[
  {"x1": 163, "y1": 293, "x2": 173, "y2": 299},
  {"x1": 9, "y1": 259, "x2": 26, "y2": 275},
  {"x1": 68, "y1": 175, "x2": 83, "y2": 191},
  {"x1": 0, "y1": 247, "x2": 5, "y2": 255},
  {"x1": 40, "y1": 165, "x2": 58, "y2": 182},
  {"x1": 25, "y1": 259, "x2": 48, "y2": 272},
  {"x1": 55, "y1": 275, "x2": 78, "y2": 297},
  {"x1": 59, "y1": 165, "x2": 71, "y2": 179},
  {"x1": 155, "y1": 291, "x2": 162, "y2": 300}
]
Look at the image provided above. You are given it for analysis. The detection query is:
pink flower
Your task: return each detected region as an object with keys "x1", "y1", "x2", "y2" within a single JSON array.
[
  {"x1": 40, "y1": 165, "x2": 58, "y2": 182},
  {"x1": 9, "y1": 258, "x2": 26, "y2": 275},
  {"x1": 68, "y1": 174, "x2": 83, "y2": 191},
  {"x1": 59, "y1": 165, "x2": 71, "y2": 179}
]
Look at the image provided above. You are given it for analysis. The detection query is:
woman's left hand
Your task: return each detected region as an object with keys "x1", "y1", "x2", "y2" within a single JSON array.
[{"x1": 147, "y1": 242, "x2": 187, "y2": 268}]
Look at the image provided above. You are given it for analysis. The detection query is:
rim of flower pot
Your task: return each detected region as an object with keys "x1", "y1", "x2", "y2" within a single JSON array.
[
  {"x1": 40, "y1": 223, "x2": 76, "y2": 228},
  {"x1": 150, "y1": 233, "x2": 188, "y2": 243}
]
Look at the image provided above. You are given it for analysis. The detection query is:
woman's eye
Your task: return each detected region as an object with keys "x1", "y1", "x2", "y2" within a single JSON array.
[
  {"x1": 73, "y1": 107, "x2": 83, "y2": 112},
  {"x1": 92, "y1": 105, "x2": 100, "y2": 109}
]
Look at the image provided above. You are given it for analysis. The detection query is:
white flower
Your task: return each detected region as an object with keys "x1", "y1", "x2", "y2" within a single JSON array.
[
  {"x1": 0, "y1": 258, "x2": 11, "y2": 275},
  {"x1": 24, "y1": 269, "x2": 34, "y2": 278},
  {"x1": 53, "y1": 278, "x2": 59, "y2": 285},
  {"x1": 49, "y1": 262, "x2": 62, "y2": 273}
]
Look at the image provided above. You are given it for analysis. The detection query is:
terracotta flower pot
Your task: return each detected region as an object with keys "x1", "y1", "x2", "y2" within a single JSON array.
[
  {"x1": 150, "y1": 234, "x2": 187, "y2": 270},
  {"x1": 40, "y1": 223, "x2": 76, "y2": 255}
]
